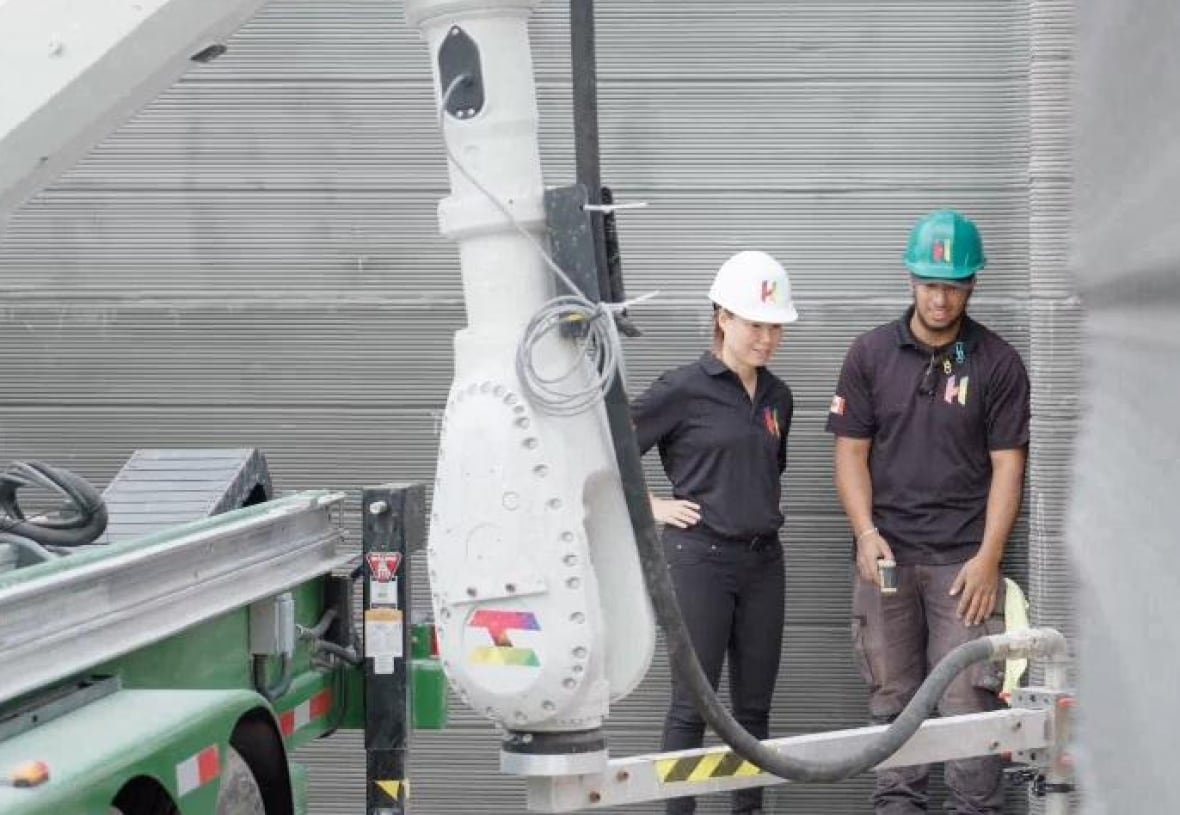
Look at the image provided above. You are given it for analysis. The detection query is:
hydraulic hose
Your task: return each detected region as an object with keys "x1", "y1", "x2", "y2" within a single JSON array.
[
  {"x1": 609, "y1": 402, "x2": 1062, "y2": 779},
  {"x1": 0, "y1": 461, "x2": 108, "y2": 548},
  {"x1": 252, "y1": 653, "x2": 294, "y2": 703},
  {"x1": 0, "y1": 532, "x2": 58, "y2": 565}
]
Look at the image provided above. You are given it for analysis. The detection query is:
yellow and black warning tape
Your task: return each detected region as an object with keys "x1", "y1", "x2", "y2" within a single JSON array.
[
  {"x1": 376, "y1": 779, "x2": 409, "y2": 801},
  {"x1": 655, "y1": 750, "x2": 766, "y2": 784}
]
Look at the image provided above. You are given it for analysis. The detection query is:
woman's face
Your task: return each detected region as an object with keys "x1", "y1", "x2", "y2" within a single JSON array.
[{"x1": 717, "y1": 310, "x2": 784, "y2": 368}]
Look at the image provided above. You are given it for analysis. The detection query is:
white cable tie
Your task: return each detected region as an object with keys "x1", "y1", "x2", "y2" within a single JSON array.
[
  {"x1": 583, "y1": 201, "x2": 649, "y2": 214},
  {"x1": 603, "y1": 290, "x2": 661, "y2": 314}
]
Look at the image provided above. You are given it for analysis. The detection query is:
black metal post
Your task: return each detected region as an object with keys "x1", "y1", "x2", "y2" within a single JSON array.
[
  {"x1": 363, "y1": 483, "x2": 425, "y2": 815},
  {"x1": 570, "y1": 0, "x2": 613, "y2": 302}
]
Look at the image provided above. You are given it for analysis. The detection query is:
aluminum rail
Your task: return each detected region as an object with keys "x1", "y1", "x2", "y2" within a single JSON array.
[
  {"x1": 0, "y1": 490, "x2": 348, "y2": 705},
  {"x1": 528, "y1": 707, "x2": 1052, "y2": 812}
]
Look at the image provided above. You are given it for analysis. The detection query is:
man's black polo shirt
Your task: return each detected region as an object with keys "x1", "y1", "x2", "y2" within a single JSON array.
[
  {"x1": 632, "y1": 352, "x2": 793, "y2": 540},
  {"x1": 825, "y1": 308, "x2": 1030, "y2": 564}
]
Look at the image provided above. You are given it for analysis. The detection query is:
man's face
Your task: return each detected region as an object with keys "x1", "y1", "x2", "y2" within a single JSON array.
[{"x1": 911, "y1": 278, "x2": 973, "y2": 333}]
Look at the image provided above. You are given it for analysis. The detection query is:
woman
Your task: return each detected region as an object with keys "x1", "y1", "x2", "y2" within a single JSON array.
[{"x1": 632, "y1": 250, "x2": 798, "y2": 815}]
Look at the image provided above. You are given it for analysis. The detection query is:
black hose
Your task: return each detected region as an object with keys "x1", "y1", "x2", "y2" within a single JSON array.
[
  {"x1": 611, "y1": 409, "x2": 1000, "y2": 781},
  {"x1": 314, "y1": 640, "x2": 361, "y2": 666},
  {"x1": 252, "y1": 653, "x2": 294, "y2": 702},
  {"x1": 605, "y1": 376, "x2": 1009, "y2": 780},
  {"x1": 0, "y1": 461, "x2": 108, "y2": 548},
  {"x1": 0, "y1": 532, "x2": 58, "y2": 565}
]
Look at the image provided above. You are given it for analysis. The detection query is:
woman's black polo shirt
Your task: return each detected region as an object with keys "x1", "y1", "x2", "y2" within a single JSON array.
[
  {"x1": 631, "y1": 352, "x2": 793, "y2": 540},
  {"x1": 825, "y1": 309, "x2": 1030, "y2": 564}
]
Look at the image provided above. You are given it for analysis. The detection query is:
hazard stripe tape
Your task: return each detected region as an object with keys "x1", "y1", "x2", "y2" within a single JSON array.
[
  {"x1": 279, "y1": 688, "x2": 334, "y2": 737},
  {"x1": 377, "y1": 779, "x2": 409, "y2": 801},
  {"x1": 176, "y1": 745, "x2": 220, "y2": 797},
  {"x1": 655, "y1": 750, "x2": 765, "y2": 784}
]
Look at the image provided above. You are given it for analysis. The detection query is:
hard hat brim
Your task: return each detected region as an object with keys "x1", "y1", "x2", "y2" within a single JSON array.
[
  {"x1": 713, "y1": 298, "x2": 799, "y2": 325},
  {"x1": 905, "y1": 260, "x2": 984, "y2": 281}
]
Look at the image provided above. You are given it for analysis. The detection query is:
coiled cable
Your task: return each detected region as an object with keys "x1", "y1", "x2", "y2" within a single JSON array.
[
  {"x1": 439, "y1": 75, "x2": 654, "y2": 415},
  {"x1": 0, "y1": 460, "x2": 108, "y2": 550}
]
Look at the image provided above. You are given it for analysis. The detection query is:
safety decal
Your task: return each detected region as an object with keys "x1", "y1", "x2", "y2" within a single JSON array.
[
  {"x1": 762, "y1": 407, "x2": 781, "y2": 439},
  {"x1": 176, "y1": 745, "x2": 220, "y2": 797},
  {"x1": 830, "y1": 395, "x2": 846, "y2": 416},
  {"x1": 366, "y1": 607, "x2": 405, "y2": 674},
  {"x1": 932, "y1": 237, "x2": 953, "y2": 263},
  {"x1": 468, "y1": 610, "x2": 541, "y2": 667},
  {"x1": 279, "y1": 688, "x2": 334, "y2": 737},
  {"x1": 368, "y1": 552, "x2": 402, "y2": 606},
  {"x1": 376, "y1": 779, "x2": 408, "y2": 801},
  {"x1": 944, "y1": 375, "x2": 969, "y2": 406},
  {"x1": 655, "y1": 750, "x2": 764, "y2": 784}
]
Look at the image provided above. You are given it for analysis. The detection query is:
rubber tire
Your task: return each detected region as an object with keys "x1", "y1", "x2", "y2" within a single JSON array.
[
  {"x1": 110, "y1": 782, "x2": 179, "y2": 815},
  {"x1": 216, "y1": 746, "x2": 266, "y2": 815}
]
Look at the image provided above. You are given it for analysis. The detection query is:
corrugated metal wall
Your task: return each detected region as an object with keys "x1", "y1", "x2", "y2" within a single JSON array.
[{"x1": 0, "y1": 1, "x2": 1075, "y2": 812}]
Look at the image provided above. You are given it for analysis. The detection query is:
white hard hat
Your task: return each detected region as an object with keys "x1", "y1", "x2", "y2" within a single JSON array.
[{"x1": 708, "y1": 250, "x2": 799, "y2": 324}]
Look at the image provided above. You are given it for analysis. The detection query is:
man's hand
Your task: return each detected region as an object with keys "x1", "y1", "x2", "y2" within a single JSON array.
[
  {"x1": 950, "y1": 555, "x2": 1001, "y2": 626},
  {"x1": 855, "y1": 530, "x2": 895, "y2": 585},
  {"x1": 650, "y1": 496, "x2": 701, "y2": 529}
]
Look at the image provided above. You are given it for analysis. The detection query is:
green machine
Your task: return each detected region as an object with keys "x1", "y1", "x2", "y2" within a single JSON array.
[{"x1": 0, "y1": 450, "x2": 445, "y2": 815}]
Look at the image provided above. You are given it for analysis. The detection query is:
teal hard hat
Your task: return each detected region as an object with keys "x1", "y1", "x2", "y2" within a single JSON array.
[{"x1": 903, "y1": 209, "x2": 987, "y2": 281}]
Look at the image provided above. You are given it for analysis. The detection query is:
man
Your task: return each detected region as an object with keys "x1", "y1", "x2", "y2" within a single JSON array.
[{"x1": 826, "y1": 210, "x2": 1030, "y2": 813}]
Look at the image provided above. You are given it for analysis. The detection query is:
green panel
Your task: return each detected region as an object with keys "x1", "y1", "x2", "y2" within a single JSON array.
[
  {"x1": 411, "y1": 659, "x2": 448, "y2": 731},
  {"x1": 95, "y1": 579, "x2": 326, "y2": 690},
  {"x1": 0, "y1": 689, "x2": 261, "y2": 815}
]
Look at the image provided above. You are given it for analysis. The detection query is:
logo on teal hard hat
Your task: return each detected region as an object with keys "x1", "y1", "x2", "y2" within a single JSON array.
[{"x1": 904, "y1": 209, "x2": 986, "y2": 281}]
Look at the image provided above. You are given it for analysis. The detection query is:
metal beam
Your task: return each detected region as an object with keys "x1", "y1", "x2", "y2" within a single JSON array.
[
  {"x1": 0, "y1": 491, "x2": 348, "y2": 705},
  {"x1": 526, "y1": 707, "x2": 1052, "y2": 812},
  {"x1": 0, "y1": 0, "x2": 270, "y2": 226}
]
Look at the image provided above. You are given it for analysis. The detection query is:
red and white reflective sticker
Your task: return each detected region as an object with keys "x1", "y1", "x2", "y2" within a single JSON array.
[
  {"x1": 279, "y1": 689, "x2": 334, "y2": 738},
  {"x1": 176, "y1": 745, "x2": 220, "y2": 797},
  {"x1": 366, "y1": 553, "x2": 402, "y2": 583}
]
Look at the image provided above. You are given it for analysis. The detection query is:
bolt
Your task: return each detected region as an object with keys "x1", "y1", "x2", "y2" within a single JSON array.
[
  {"x1": 988, "y1": 740, "x2": 1001, "y2": 751},
  {"x1": 505, "y1": 583, "x2": 517, "y2": 593},
  {"x1": 589, "y1": 791, "x2": 602, "y2": 804},
  {"x1": 368, "y1": 500, "x2": 388, "y2": 516},
  {"x1": 466, "y1": 586, "x2": 478, "y2": 598},
  {"x1": 616, "y1": 770, "x2": 630, "y2": 782}
]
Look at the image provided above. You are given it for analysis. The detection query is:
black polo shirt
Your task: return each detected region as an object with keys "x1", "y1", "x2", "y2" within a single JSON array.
[
  {"x1": 631, "y1": 352, "x2": 793, "y2": 540},
  {"x1": 825, "y1": 308, "x2": 1030, "y2": 564}
]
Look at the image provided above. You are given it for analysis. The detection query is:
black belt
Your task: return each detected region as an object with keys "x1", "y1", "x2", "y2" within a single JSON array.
[{"x1": 679, "y1": 525, "x2": 780, "y2": 551}]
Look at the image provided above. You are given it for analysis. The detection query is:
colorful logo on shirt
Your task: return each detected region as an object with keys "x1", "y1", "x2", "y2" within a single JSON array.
[
  {"x1": 944, "y1": 375, "x2": 969, "y2": 406},
  {"x1": 932, "y1": 237, "x2": 953, "y2": 264},
  {"x1": 762, "y1": 407, "x2": 781, "y2": 438},
  {"x1": 760, "y1": 279, "x2": 779, "y2": 304},
  {"x1": 830, "y1": 395, "x2": 846, "y2": 416},
  {"x1": 468, "y1": 610, "x2": 541, "y2": 667}
]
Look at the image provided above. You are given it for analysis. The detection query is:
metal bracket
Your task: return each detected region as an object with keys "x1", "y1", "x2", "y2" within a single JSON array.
[
  {"x1": 544, "y1": 184, "x2": 602, "y2": 302},
  {"x1": 439, "y1": 26, "x2": 484, "y2": 119},
  {"x1": 1010, "y1": 686, "x2": 1076, "y2": 804}
]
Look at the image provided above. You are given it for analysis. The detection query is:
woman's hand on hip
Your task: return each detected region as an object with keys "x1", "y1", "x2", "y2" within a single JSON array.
[{"x1": 650, "y1": 496, "x2": 701, "y2": 529}]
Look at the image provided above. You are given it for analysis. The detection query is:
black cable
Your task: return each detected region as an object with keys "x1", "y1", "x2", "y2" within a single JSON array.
[
  {"x1": 610, "y1": 387, "x2": 1010, "y2": 780},
  {"x1": 0, "y1": 461, "x2": 107, "y2": 548}
]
